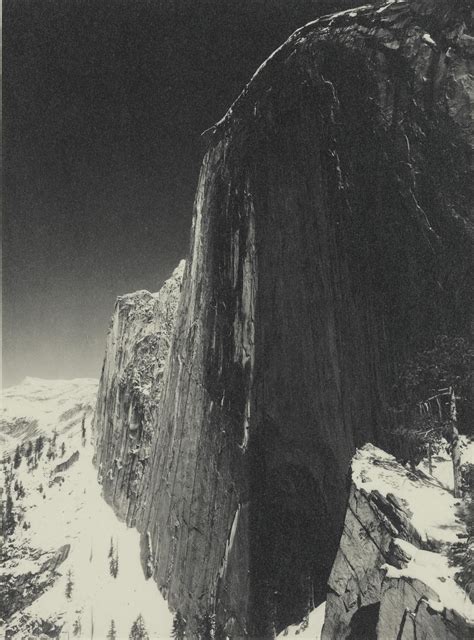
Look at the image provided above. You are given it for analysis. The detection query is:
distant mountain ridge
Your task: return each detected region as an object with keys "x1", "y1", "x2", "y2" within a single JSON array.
[{"x1": 0, "y1": 377, "x2": 98, "y2": 453}]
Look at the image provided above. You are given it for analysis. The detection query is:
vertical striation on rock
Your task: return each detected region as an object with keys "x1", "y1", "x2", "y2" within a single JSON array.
[
  {"x1": 95, "y1": 0, "x2": 473, "y2": 636},
  {"x1": 93, "y1": 261, "x2": 185, "y2": 526}
]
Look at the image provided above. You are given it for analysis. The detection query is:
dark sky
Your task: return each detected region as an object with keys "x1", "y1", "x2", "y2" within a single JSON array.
[{"x1": 3, "y1": 0, "x2": 350, "y2": 387}]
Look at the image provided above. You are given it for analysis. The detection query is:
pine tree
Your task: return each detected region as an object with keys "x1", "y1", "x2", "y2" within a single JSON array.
[
  {"x1": 25, "y1": 440, "x2": 33, "y2": 458},
  {"x1": 108, "y1": 538, "x2": 119, "y2": 578},
  {"x1": 109, "y1": 553, "x2": 119, "y2": 578},
  {"x1": 197, "y1": 613, "x2": 214, "y2": 640},
  {"x1": 107, "y1": 619, "x2": 117, "y2": 640},
  {"x1": 388, "y1": 334, "x2": 474, "y2": 474},
  {"x1": 13, "y1": 446, "x2": 22, "y2": 469},
  {"x1": 171, "y1": 611, "x2": 186, "y2": 639},
  {"x1": 73, "y1": 616, "x2": 82, "y2": 636},
  {"x1": 129, "y1": 614, "x2": 149, "y2": 640},
  {"x1": 35, "y1": 435, "x2": 44, "y2": 458},
  {"x1": 15, "y1": 481, "x2": 25, "y2": 500},
  {"x1": 65, "y1": 569, "x2": 74, "y2": 600},
  {"x1": 81, "y1": 415, "x2": 87, "y2": 445},
  {"x1": 299, "y1": 613, "x2": 309, "y2": 631},
  {"x1": 3, "y1": 492, "x2": 16, "y2": 536}
]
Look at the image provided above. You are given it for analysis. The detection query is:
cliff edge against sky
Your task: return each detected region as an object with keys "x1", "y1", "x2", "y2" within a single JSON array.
[{"x1": 94, "y1": 1, "x2": 473, "y2": 636}]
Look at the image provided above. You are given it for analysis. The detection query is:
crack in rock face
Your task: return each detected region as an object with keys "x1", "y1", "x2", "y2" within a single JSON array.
[{"x1": 94, "y1": 0, "x2": 473, "y2": 636}]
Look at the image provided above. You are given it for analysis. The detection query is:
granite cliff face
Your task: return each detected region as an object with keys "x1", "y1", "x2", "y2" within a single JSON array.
[
  {"x1": 94, "y1": 0, "x2": 473, "y2": 636},
  {"x1": 93, "y1": 262, "x2": 184, "y2": 526},
  {"x1": 321, "y1": 443, "x2": 474, "y2": 639}
]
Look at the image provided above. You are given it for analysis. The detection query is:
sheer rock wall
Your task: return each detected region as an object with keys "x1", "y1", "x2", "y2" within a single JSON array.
[
  {"x1": 94, "y1": 0, "x2": 473, "y2": 636},
  {"x1": 93, "y1": 262, "x2": 185, "y2": 526}
]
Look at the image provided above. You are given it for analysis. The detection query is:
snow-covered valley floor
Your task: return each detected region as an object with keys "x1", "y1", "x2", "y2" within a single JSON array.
[
  {"x1": 19, "y1": 441, "x2": 173, "y2": 638},
  {"x1": 1, "y1": 378, "x2": 327, "y2": 639},
  {"x1": 1, "y1": 378, "x2": 174, "y2": 639},
  {"x1": 2, "y1": 444, "x2": 326, "y2": 640}
]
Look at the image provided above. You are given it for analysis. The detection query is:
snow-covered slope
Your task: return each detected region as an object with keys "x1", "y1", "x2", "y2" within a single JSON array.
[
  {"x1": 321, "y1": 443, "x2": 474, "y2": 640},
  {"x1": 277, "y1": 602, "x2": 326, "y2": 639},
  {"x1": 1, "y1": 378, "x2": 174, "y2": 639}
]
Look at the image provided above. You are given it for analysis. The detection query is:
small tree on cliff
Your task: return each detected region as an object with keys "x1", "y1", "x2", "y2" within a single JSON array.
[
  {"x1": 388, "y1": 334, "x2": 473, "y2": 492},
  {"x1": 171, "y1": 611, "x2": 186, "y2": 639},
  {"x1": 196, "y1": 613, "x2": 215, "y2": 640},
  {"x1": 129, "y1": 614, "x2": 149, "y2": 640}
]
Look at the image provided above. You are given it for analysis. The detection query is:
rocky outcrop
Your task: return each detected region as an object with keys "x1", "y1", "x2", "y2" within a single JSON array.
[
  {"x1": 0, "y1": 543, "x2": 70, "y2": 621},
  {"x1": 95, "y1": 0, "x2": 473, "y2": 636},
  {"x1": 93, "y1": 261, "x2": 184, "y2": 525},
  {"x1": 52, "y1": 451, "x2": 79, "y2": 475},
  {"x1": 321, "y1": 443, "x2": 474, "y2": 639}
]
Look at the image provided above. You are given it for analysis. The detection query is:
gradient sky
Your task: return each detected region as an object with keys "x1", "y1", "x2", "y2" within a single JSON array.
[{"x1": 3, "y1": 0, "x2": 351, "y2": 387}]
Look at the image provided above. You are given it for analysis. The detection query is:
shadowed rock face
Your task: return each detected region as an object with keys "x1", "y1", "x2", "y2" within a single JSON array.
[{"x1": 95, "y1": 0, "x2": 473, "y2": 636}]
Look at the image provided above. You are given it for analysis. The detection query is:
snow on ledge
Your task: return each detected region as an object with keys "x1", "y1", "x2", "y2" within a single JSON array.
[
  {"x1": 352, "y1": 443, "x2": 465, "y2": 545},
  {"x1": 382, "y1": 538, "x2": 474, "y2": 623}
]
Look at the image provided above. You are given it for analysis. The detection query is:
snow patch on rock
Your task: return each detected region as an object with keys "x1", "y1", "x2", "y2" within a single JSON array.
[{"x1": 322, "y1": 443, "x2": 474, "y2": 639}]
